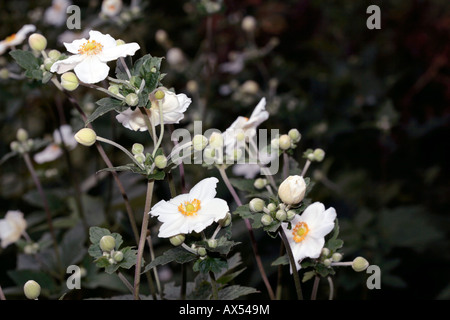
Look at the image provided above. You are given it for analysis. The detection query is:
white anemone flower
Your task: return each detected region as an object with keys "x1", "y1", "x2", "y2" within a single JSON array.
[
  {"x1": 149, "y1": 177, "x2": 229, "y2": 238},
  {"x1": 101, "y1": 0, "x2": 123, "y2": 17},
  {"x1": 0, "y1": 24, "x2": 36, "y2": 55},
  {"x1": 281, "y1": 202, "x2": 336, "y2": 273},
  {"x1": 50, "y1": 30, "x2": 140, "y2": 84},
  {"x1": 44, "y1": 0, "x2": 72, "y2": 27},
  {"x1": 115, "y1": 88, "x2": 191, "y2": 131},
  {"x1": 34, "y1": 125, "x2": 78, "y2": 164},
  {"x1": 223, "y1": 97, "x2": 269, "y2": 151},
  {"x1": 0, "y1": 210, "x2": 27, "y2": 248}
]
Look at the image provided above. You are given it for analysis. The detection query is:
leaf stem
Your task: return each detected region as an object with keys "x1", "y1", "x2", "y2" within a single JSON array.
[
  {"x1": 96, "y1": 135, "x2": 145, "y2": 170},
  {"x1": 311, "y1": 275, "x2": 320, "y2": 300},
  {"x1": 209, "y1": 271, "x2": 219, "y2": 300}
]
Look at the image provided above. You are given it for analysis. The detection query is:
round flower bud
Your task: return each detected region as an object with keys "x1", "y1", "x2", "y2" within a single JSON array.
[
  {"x1": 108, "y1": 84, "x2": 120, "y2": 95},
  {"x1": 207, "y1": 239, "x2": 218, "y2": 249},
  {"x1": 278, "y1": 134, "x2": 292, "y2": 150},
  {"x1": 278, "y1": 175, "x2": 306, "y2": 205},
  {"x1": 192, "y1": 134, "x2": 208, "y2": 151},
  {"x1": 16, "y1": 128, "x2": 29, "y2": 142},
  {"x1": 154, "y1": 89, "x2": 165, "y2": 100},
  {"x1": 352, "y1": 257, "x2": 369, "y2": 272},
  {"x1": 313, "y1": 148, "x2": 325, "y2": 162},
  {"x1": 24, "y1": 280, "x2": 41, "y2": 300},
  {"x1": 113, "y1": 251, "x2": 124, "y2": 262},
  {"x1": 155, "y1": 29, "x2": 168, "y2": 44},
  {"x1": 241, "y1": 16, "x2": 257, "y2": 32},
  {"x1": 253, "y1": 178, "x2": 267, "y2": 189},
  {"x1": 60, "y1": 72, "x2": 79, "y2": 91},
  {"x1": 132, "y1": 143, "x2": 144, "y2": 155},
  {"x1": 219, "y1": 212, "x2": 232, "y2": 227},
  {"x1": 261, "y1": 214, "x2": 274, "y2": 226},
  {"x1": 99, "y1": 235, "x2": 116, "y2": 252},
  {"x1": 125, "y1": 93, "x2": 139, "y2": 106},
  {"x1": 331, "y1": 252, "x2": 343, "y2": 262},
  {"x1": 74, "y1": 128, "x2": 97, "y2": 146},
  {"x1": 286, "y1": 210, "x2": 296, "y2": 221},
  {"x1": 321, "y1": 247, "x2": 330, "y2": 258},
  {"x1": 266, "y1": 203, "x2": 277, "y2": 212},
  {"x1": 169, "y1": 234, "x2": 185, "y2": 246},
  {"x1": 288, "y1": 128, "x2": 301, "y2": 143},
  {"x1": 203, "y1": 146, "x2": 216, "y2": 160},
  {"x1": 323, "y1": 258, "x2": 332, "y2": 267},
  {"x1": 28, "y1": 33, "x2": 47, "y2": 51},
  {"x1": 0, "y1": 68, "x2": 9, "y2": 79},
  {"x1": 48, "y1": 49, "x2": 61, "y2": 61},
  {"x1": 154, "y1": 154, "x2": 168, "y2": 169},
  {"x1": 186, "y1": 80, "x2": 198, "y2": 93},
  {"x1": 208, "y1": 132, "x2": 223, "y2": 148},
  {"x1": 275, "y1": 209, "x2": 287, "y2": 221},
  {"x1": 197, "y1": 247, "x2": 207, "y2": 257},
  {"x1": 10, "y1": 141, "x2": 21, "y2": 153},
  {"x1": 249, "y1": 198, "x2": 265, "y2": 212},
  {"x1": 270, "y1": 138, "x2": 279, "y2": 150},
  {"x1": 134, "y1": 153, "x2": 145, "y2": 164}
]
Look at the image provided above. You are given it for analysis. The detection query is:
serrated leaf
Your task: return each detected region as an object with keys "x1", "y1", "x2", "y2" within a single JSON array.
[
  {"x1": 60, "y1": 222, "x2": 86, "y2": 266},
  {"x1": 147, "y1": 170, "x2": 165, "y2": 180},
  {"x1": 142, "y1": 247, "x2": 197, "y2": 273},
  {"x1": 9, "y1": 50, "x2": 40, "y2": 72},
  {"x1": 271, "y1": 254, "x2": 289, "y2": 266},
  {"x1": 218, "y1": 285, "x2": 258, "y2": 300},
  {"x1": 85, "y1": 97, "x2": 127, "y2": 125},
  {"x1": 193, "y1": 257, "x2": 228, "y2": 274}
]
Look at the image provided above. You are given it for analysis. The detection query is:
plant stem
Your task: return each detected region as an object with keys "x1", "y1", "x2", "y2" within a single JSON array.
[
  {"x1": 133, "y1": 179, "x2": 155, "y2": 300},
  {"x1": 217, "y1": 166, "x2": 276, "y2": 300},
  {"x1": 275, "y1": 241, "x2": 285, "y2": 299},
  {"x1": 327, "y1": 276, "x2": 334, "y2": 300},
  {"x1": 117, "y1": 271, "x2": 134, "y2": 294},
  {"x1": 279, "y1": 228, "x2": 303, "y2": 300},
  {"x1": 301, "y1": 159, "x2": 311, "y2": 177},
  {"x1": 0, "y1": 284, "x2": 6, "y2": 300},
  {"x1": 23, "y1": 152, "x2": 62, "y2": 275},
  {"x1": 209, "y1": 271, "x2": 219, "y2": 300},
  {"x1": 146, "y1": 235, "x2": 161, "y2": 297},
  {"x1": 283, "y1": 152, "x2": 289, "y2": 179},
  {"x1": 311, "y1": 275, "x2": 320, "y2": 300},
  {"x1": 96, "y1": 136, "x2": 145, "y2": 170}
]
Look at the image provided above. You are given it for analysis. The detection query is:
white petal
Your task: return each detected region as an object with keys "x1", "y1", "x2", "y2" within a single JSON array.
[
  {"x1": 64, "y1": 38, "x2": 88, "y2": 54},
  {"x1": 50, "y1": 54, "x2": 83, "y2": 74},
  {"x1": 197, "y1": 198, "x2": 229, "y2": 223},
  {"x1": 74, "y1": 56, "x2": 110, "y2": 84},
  {"x1": 115, "y1": 108, "x2": 149, "y2": 132},
  {"x1": 88, "y1": 30, "x2": 117, "y2": 49},
  {"x1": 232, "y1": 164, "x2": 261, "y2": 179},
  {"x1": 99, "y1": 42, "x2": 140, "y2": 62},
  {"x1": 14, "y1": 24, "x2": 36, "y2": 44},
  {"x1": 300, "y1": 202, "x2": 326, "y2": 230},
  {"x1": 33, "y1": 144, "x2": 63, "y2": 164},
  {"x1": 188, "y1": 177, "x2": 219, "y2": 201},
  {"x1": 245, "y1": 98, "x2": 269, "y2": 129}
]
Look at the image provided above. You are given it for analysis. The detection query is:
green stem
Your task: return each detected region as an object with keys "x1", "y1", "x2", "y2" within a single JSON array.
[
  {"x1": 279, "y1": 228, "x2": 303, "y2": 300},
  {"x1": 152, "y1": 100, "x2": 165, "y2": 157},
  {"x1": 96, "y1": 136, "x2": 145, "y2": 170},
  {"x1": 275, "y1": 240, "x2": 285, "y2": 300},
  {"x1": 117, "y1": 271, "x2": 134, "y2": 294},
  {"x1": 327, "y1": 276, "x2": 334, "y2": 300},
  {"x1": 209, "y1": 271, "x2": 219, "y2": 300},
  {"x1": 146, "y1": 235, "x2": 161, "y2": 297},
  {"x1": 311, "y1": 275, "x2": 320, "y2": 300}
]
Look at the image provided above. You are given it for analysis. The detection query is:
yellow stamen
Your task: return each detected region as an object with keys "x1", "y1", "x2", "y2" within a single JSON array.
[
  {"x1": 178, "y1": 199, "x2": 201, "y2": 217},
  {"x1": 292, "y1": 222, "x2": 309, "y2": 243},
  {"x1": 78, "y1": 40, "x2": 103, "y2": 56},
  {"x1": 5, "y1": 34, "x2": 16, "y2": 43}
]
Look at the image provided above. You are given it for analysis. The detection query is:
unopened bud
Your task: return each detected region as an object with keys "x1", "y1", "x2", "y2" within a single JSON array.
[
  {"x1": 321, "y1": 247, "x2": 330, "y2": 258},
  {"x1": 154, "y1": 154, "x2": 167, "y2": 169},
  {"x1": 197, "y1": 247, "x2": 207, "y2": 257},
  {"x1": 24, "y1": 280, "x2": 41, "y2": 300},
  {"x1": 44, "y1": 57, "x2": 54, "y2": 71},
  {"x1": 134, "y1": 153, "x2": 145, "y2": 164},
  {"x1": 323, "y1": 258, "x2": 332, "y2": 267},
  {"x1": 266, "y1": 203, "x2": 277, "y2": 212},
  {"x1": 261, "y1": 214, "x2": 273, "y2": 226},
  {"x1": 16, "y1": 128, "x2": 29, "y2": 142},
  {"x1": 275, "y1": 209, "x2": 287, "y2": 221},
  {"x1": 207, "y1": 239, "x2": 218, "y2": 249},
  {"x1": 99, "y1": 235, "x2": 116, "y2": 252},
  {"x1": 278, "y1": 134, "x2": 292, "y2": 150},
  {"x1": 288, "y1": 128, "x2": 301, "y2": 143},
  {"x1": 48, "y1": 49, "x2": 61, "y2": 61},
  {"x1": 169, "y1": 234, "x2": 185, "y2": 246},
  {"x1": 332, "y1": 252, "x2": 343, "y2": 262},
  {"x1": 132, "y1": 143, "x2": 144, "y2": 155},
  {"x1": 125, "y1": 93, "x2": 139, "y2": 106},
  {"x1": 208, "y1": 132, "x2": 223, "y2": 148},
  {"x1": 241, "y1": 16, "x2": 257, "y2": 32},
  {"x1": 154, "y1": 89, "x2": 165, "y2": 100},
  {"x1": 61, "y1": 72, "x2": 79, "y2": 91},
  {"x1": 28, "y1": 33, "x2": 47, "y2": 51},
  {"x1": 270, "y1": 138, "x2": 279, "y2": 150},
  {"x1": 113, "y1": 251, "x2": 124, "y2": 262},
  {"x1": 219, "y1": 212, "x2": 232, "y2": 227},
  {"x1": 108, "y1": 84, "x2": 120, "y2": 95},
  {"x1": 115, "y1": 39, "x2": 125, "y2": 46},
  {"x1": 352, "y1": 257, "x2": 369, "y2": 272},
  {"x1": 313, "y1": 148, "x2": 325, "y2": 162},
  {"x1": 249, "y1": 198, "x2": 265, "y2": 212},
  {"x1": 286, "y1": 210, "x2": 296, "y2": 221},
  {"x1": 74, "y1": 128, "x2": 97, "y2": 146},
  {"x1": 253, "y1": 178, "x2": 267, "y2": 189},
  {"x1": 192, "y1": 134, "x2": 208, "y2": 151}
]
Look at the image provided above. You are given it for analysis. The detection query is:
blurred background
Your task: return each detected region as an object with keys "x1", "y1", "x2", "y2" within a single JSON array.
[{"x1": 0, "y1": 0, "x2": 449, "y2": 299}]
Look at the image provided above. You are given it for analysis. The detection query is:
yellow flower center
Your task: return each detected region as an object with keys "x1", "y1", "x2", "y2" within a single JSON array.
[
  {"x1": 5, "y1": 34, "x2": 16, "y2": 43},
  {"x1": 292, "y1": 222, "x2": 309, "y2": 243},
  {"x1": 178, "y1": 199, "x2": 201, "y2": 217},
  {"x1": 78, "y1": 40, "x2": 103, "y2": 56}
]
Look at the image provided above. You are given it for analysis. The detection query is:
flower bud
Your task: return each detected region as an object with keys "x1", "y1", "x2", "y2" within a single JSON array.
[
  {"x1": 134, "y1": 153, "x2": 145, "y2": 164},
  {"x1": 249, "y1": 198, "x2": 265, "y2": 212},
  {"x1": 278, "y1": 134, "x2": 292, "y2": 150},
  {"x1": 332, "y1": 252, "x2": 343, "y2": 262},
  {"x1": 74, "y1": 128, "x2": 97, "y2": 146},
  {"x1": 241, "y1": 16, "x2": 257, "y2": 32},
  {"x1": 275, "y1": 209, "x2": 287, "y2": 221},
  {"x1": 261, "y1": 214, "x2": 273, "y2": 226},
  {"x1": 169, "y1": 234, "x2": 185, "y2": 246},
  {"x1": 16, "y1": 128, "x2": 29, "y2": 142},
  {"x1": 44, "y1": 57, "x2": 54, "y2": 71},
  {"x1": 313, "y1": 148, "x2": 325, "y2": 162},
  {"x1": 0, "y1": 68, "x2": 9, "y2": 79},
  {"x1": 288, "y1": 128, "x2": 301, "y2": 143},
  {"x1": 24, "y1": 280, "x2": 41, "y2": 300},
  {"x1": 219, "y1": 212, "x2": 232, "y2": 227},
  {"x1": 286, "y1": 210, "x2": 296, "y2": 221},
  {"x1": 254, "y1": 178, "x2": 267, "y2": 189},
  {"x1": 207, "y1": 239, "x2": 218, "y2": 249},
  {"x1": 113, "y1": 251, "x2": 124, "y2": 262},
  {"x1": 197, "y1": 247, "x2": 207, "y2": 257},
  {"x1": 154, "y1": 89, "x2": 165, "y2": 100},
  {"x1": 323, "y1": 258, "x2": 332, "y2": 267},
  {"x1": 155, "y1": 29, "x2": 168, "y2": 44},
  {"x1": 266, "y1": 203, "x2": 277, "y2": 212},
  {"x1": 10, "y1": 141, "x2": 21, "y2": 153},
  {"x1": 61, "y1": 72, "x2": 79, "y2": 91},
  {"x1": 28, "y1": 33, "x2": 47, "y2": 51},
  {"x1": 208, "y1": 132, "x2": 223, "y2": 148},
  {"x1": 321, "y1": 247, "x2": 330, "y2": 258},
  {"x1": 192, "y1": 135, "x2": 208, "y2": 151},
  {"x1": 99, "y1": 235, "x2": 116, "y2": 252},
  {"x1": 270, "y1": 138, "x2": 279, "y2": 150},
  {"x1": 154, "y1": 154, "x2": 168, "y2": 169},
  {"x1": 48, "y1": 49, "x2": 61, "y2": 61},
  {"x1": 108, "y1": 84, "x2": 121, "y2": 95},
  {"x1": 278, "y1": 175, "x2": 306, "y2": 205},
  {"x1": 125, "y1": 93, "x2": 139, "y2": 106},
  {"x1": 186, "y1": 80, "x2": 198, "y2": 93},
  {"x1": 352, "y1": 257, "x2": 369, "y2": 272},
  {"x1": 132, "y1": 143, "x2": 144, "y2": 155}
]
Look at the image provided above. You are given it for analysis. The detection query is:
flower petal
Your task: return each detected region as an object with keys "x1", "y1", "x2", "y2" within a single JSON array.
[
  {"x1": 99, "y1": 42, "x2": 140, "y2": 62},
  {"x1": 74, "y1": 56, "x2": 110, "y2": 84},
  {"x1": 115, "y1": 108, "x2": 149, "y2": 131},
  {"x1": 33, "y1": 144, "x2": 63, "y2": 164},
  {"x1": 50, "y1": 54, "x2": 83, "y2": 74},
  {"x1": 64, "y1": 38, "x2": 88, "y2": 54},
  {"x1": 88, "y1": 30, "x2": 117, "y2": 49},
  {"x1": 188, "y1": 177, "x2": 219, "y2": 202}
]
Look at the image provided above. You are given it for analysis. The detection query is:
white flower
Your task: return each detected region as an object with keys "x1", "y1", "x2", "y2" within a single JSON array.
[
  {"x1": 281, "y1": 202, "x2": 336, "y2": 273},
  {"x1": 116, "y1": 88, "x2": 191, "y2": 131},
  {"x1": 50, "y1": 30, "x2": 140, "y2": 84},
  {"x1": 44, "y1": 0, "x2": 72, "y2": 27},
  {"x1": 223, "y1": 97, "x2": 269, "y2": 151},
  {"x1": 101, "y1": 0, "x2": 123, "y2": 17},
  {"x1": 0, "y1": 210, "x2": 27, "y2": 248},
  {"x1": 34, "y1": 125, "x2": 78, "y2": 164},
  {"x1": 0, "y1": 25, "x2": 36, "y2": 55},
  {"x1": 232, "y1": 163, "x2": 261, "y2": 179},
  {"x1": 149, "y1": 177, "x2": 229, "y2": 238}
]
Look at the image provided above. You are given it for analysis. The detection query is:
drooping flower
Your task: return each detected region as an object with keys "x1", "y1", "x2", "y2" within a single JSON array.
[
  {"x1": 44, "y1": 0, "x2": 72, "y2": 27},
  {"x1": 0, "y1": 210, "x2": 27, "y2": 248},
  {"x1": 149, "y1": 177, "x2": 229, "y2": 238},
  {"x1": 34, "y1": 125, "x2": 77, "y2": 164},
  {"x1": 281, "y1": 202, "x2": 336, "y2": 273},
  {"x1": 115, "y1": 88, "x2": 191, "y2": 131},
  {"x1": 0, "y1": 25, "x2": 36, "y2": 55},
  {"x1": 50, "y1": 30, "x2": 140, "y2": 84}
]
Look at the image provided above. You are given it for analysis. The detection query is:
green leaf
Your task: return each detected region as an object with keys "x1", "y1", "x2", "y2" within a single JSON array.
[
  {"x1": 9, "y1": 50, "x2": 40, "y2": 72},
  {"x1": 88, "y1": 227, "x2": 123, "y2": 259},
  {"x1": 218, "y1": 285, "x2": 258, "y2": 300},
  {"x1": 142, "y1": 247, "x2": 197, "y2": 273},
  {"x1": 85, "y1": 97, "x2": 127, "y2": 125},
  {"x1": 271, "y1": 254, "x2": 289, "y2": 266},
  {"x1": 60, "y1": 222, "x2": 87, "y2": 266},
  {"x1": 193, "y1": 257, "x2": 228, "y2": 274},
  {"x1": 302, "y1": 270, "x2": 316, "y2": 283},
  {"x1": 147, "y1": 170, "x2": 165, "y2": 180}
]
